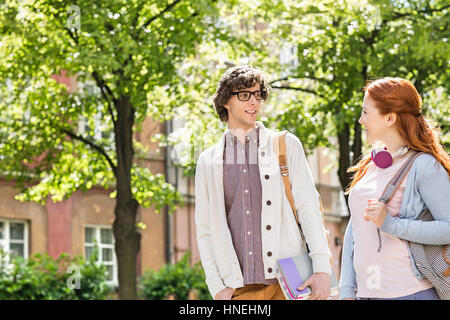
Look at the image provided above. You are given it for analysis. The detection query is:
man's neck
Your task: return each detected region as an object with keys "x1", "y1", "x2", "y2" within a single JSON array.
[
  {"x1": 227, "y1": 121, "x2": 256, "y2": 132},
  {"x1": 227, "y1": 122, "x2": 258, "y2": 144}
]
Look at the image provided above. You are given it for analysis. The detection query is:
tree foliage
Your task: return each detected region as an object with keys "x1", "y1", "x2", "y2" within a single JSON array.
[
  {"x1": 0, "y1": 0, "x2": 225, "y2": 299},
  {"x1": 167, "y1": 0, "x2": 449, "y2": 194}
]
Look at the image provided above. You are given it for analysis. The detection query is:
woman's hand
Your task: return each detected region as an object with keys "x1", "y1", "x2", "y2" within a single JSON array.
[{"x1": 364, "y1": 199, "x2": 388, "y2": 228}]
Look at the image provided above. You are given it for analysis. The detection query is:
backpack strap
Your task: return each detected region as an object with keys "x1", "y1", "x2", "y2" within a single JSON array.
[
  {"x1": 274, "y1": 131, "x2": 306, "y2": 244},
  {"x1": 275, "y1": 131, "x2": 335, "y2": 265}
]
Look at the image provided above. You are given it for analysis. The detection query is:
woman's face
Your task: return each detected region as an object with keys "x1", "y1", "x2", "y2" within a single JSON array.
[{"x1": 359, "y1": 94, "x2": 390, "y2": 145}]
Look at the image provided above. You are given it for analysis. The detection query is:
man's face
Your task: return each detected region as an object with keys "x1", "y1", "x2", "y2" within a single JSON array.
[{"x1": 224, "y1": 83, "x2": 262, "y2": 131}]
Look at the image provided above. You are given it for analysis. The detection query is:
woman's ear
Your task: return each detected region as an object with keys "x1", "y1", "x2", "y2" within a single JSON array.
[{"x1": 386, "y1": 113, "x2": 398, "y2": 127}]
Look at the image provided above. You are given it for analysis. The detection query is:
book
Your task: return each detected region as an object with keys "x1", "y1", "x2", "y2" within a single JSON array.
[{"x1": 276, "y1": 254, "x2": 339, "y2": 300}]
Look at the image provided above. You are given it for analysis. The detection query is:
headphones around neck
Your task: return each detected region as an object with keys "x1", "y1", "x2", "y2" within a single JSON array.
[
  {"x1": 371, "y1": 145, "x2": 409, "y2": 169},
  {"x1": 371, "y1": 147, "x2": 393, "y2": 169}
]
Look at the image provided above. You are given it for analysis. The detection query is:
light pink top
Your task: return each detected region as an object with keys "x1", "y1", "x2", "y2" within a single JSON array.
[{"x1": 348, "y1": 156, "x2": 432, "y2": 298}]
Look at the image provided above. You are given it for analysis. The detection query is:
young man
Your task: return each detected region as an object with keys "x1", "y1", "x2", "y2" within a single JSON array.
[{"x1": 194, "y1": 65, "x2": 332, "y2": 300}]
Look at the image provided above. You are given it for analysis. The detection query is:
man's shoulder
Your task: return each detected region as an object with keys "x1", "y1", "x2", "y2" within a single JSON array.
[
  {"x1": 198, "y1": 146, "x2": 213, "y2": 160},
  {"x1": 279, "y1": 130, "x2": 303, "y2": 149},
  {"x1": 197, "y1": 143, "x2": 218, "y2": 165}
]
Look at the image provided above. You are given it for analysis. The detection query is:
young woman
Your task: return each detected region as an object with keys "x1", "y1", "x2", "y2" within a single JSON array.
[{"x1": 339, "y1": 77, "x2": 450, "y2": 300}]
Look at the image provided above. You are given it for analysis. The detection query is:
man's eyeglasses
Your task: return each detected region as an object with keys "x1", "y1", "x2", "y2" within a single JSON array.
[{"x1": 231, "y1": 90, "x2": 265, "y2": 101}]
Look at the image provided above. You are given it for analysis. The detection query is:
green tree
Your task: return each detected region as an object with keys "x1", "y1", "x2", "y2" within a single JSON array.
[
  {"x1": 0, "y1": 0, "x2": 222, "y2": 299},
  {"x1": 176, "y1": 0, "x2": 449, "y2": 201},
  {"x1": 261, "y1": 0, "x2": 450, "y2": 197}
]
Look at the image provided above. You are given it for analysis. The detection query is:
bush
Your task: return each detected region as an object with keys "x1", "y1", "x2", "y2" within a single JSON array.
[
  {"x1": 0, "y1": 248, "x2": 113, "y2": 300},
  {"x1": 140, "y1": 252, "x2": 211, "y2": 300}
]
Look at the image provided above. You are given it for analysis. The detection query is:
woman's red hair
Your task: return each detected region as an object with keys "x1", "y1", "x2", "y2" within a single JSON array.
[{"x1": 346, "y1": 77, "x2": 450, "y2": 193}]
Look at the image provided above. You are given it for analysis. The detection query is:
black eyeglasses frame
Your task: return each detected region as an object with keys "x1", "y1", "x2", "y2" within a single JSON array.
[{"x1": 231, "y1": 90, "x2": 265, "y2": 101}]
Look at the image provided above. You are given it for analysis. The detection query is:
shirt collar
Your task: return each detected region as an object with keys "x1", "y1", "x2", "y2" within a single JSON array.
[{"x1": 225, "y1": 122, "x2": 260, "y2": 144}]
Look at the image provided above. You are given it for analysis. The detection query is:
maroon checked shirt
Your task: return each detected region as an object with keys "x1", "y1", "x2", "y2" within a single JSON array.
[{"x1": 223, "y1": 124, "x2": 277, "y2": 286}]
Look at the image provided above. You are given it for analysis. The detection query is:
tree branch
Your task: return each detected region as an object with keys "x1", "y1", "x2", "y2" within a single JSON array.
[
  {"x1": 270, "y1": 76, "x2": 332, "y2": 86},
  {"x1": 91, "y1": 71, "x2": 118, "y2": 124},
  {"x1": 59, "y1": 15, "x2": 117, "y2": 128},
  {"x1": 270, "y1": 85, "x2": 325, "y2": 98},
  {"x1": 61, "y1": 128, "x2": 117, "y2": 173},
  {"x1": 140, "y1": 0, "x2": 182, "y2": 31}
]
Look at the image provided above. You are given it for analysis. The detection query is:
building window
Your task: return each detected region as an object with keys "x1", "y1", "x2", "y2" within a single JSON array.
[
  {"x1": 77, "y1": 80, "x2": 115, "y2": 145},
  {"x1": 0, "y1": 220, "x2": 29, "y2": 258},
  {"x1": 84, "y1": 225, "x2": 118, "y2": 286}
]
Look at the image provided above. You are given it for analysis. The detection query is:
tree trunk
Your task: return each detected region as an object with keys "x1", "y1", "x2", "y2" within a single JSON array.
[
  {"x1": 113, "y1": 96, "x2": 141, "y2": 300},
  {"x1": 337, "y1": 122, "x2": 351, "y2": 206},
  {"x1": 351, "y1": 117, "x2": 362, "y2": 165},
  {"x1": 337, "y1": 119, "x2": 362, "y2": 209}
]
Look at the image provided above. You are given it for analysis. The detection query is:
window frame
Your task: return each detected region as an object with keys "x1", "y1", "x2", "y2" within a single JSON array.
[
  {"x1": 0, "y1": 219, "x2": 29, "y2": 259},
  {"x1": 84, "y1": 224, "x2": 118, "y2": 287}
]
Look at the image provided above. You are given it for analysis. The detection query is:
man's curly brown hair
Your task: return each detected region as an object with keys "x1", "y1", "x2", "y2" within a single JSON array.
[{"x1": 213, "y1": 65, "x2": 271, "y2": 122}]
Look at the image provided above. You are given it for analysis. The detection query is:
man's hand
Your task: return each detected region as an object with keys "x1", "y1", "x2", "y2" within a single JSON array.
[
  {"x1": 298, "y1": 272, "x2": 331, "y2": 300},
  {"x1": 214, "y1": 287, "x2": 235, "y2": 300}
]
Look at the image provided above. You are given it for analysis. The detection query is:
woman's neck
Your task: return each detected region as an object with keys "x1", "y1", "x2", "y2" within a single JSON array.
[{"x1": 382, "y1": 132, "x2": 408, "y2": 155}]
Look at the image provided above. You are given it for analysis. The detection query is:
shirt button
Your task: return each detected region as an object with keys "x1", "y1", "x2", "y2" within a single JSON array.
[
  {"x1": 249, "y1": 251, "x2": 253, "y2": 255},
  {"x1": 243, "y1": 169, "x2": 247, "y2": 173},
  {"x1": 266, "y1": 200, "x2": 271, "y2": 206},
  {"x1": 261, "y1": 151, "x2": 265, "y2": 157},
  {"x1": 247, "y1": 231, "x2": 251, "y2": 235},
  {"x1": 246, "y1": 210, "x2": 250, "y2": 215},
  {"x1": 267, "y1": 251, "x2": 272, "y2": 257},
  {"x1": 245, "y1": 189, "x2": 249, "y2": 193},
  {"x1": 266, "y1": 225, "x2": 272, "y2": 230}
]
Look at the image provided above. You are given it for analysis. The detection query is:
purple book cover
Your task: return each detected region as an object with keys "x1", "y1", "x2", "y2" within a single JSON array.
[{"x1": 277, "y1": 257, "x2": 311, "y2": 299}]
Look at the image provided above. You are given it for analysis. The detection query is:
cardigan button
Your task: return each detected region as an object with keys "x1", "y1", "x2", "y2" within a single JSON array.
[
  {"x1": 264, "y1": 174, "x2": 269, "y2": 180},
  {"x1": 268, "y1": 268, "x2": 273, "y2": 273},
  {"x1": 266, "y1": 200, "x2": 271, "y2": 206},
  {"x1": 261, "y1": 151, "x2": 265, "y2": 157},
  {"x1": 266, "y1": 225, "x2": 272, "y2": 230},
  {"x1": 267, "y1": 251, "x2": 272, "y2": 257}
]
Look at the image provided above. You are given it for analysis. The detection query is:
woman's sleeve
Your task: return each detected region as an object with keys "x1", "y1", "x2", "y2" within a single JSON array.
[
  {"x1": 380, "y1": 157, "x2": 450, "y2": 245},
  {"x1": 339, "y1": 217, "x2": 358, "y2": 299}
]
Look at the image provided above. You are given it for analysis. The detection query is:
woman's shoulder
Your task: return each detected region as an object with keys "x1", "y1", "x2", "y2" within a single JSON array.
[
  {"x1": 413, "y1": 152, "x2": 436, "y2": 165},
  {"x1": 411, "y1": 152, "x2": 448, "y2": 181}
]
